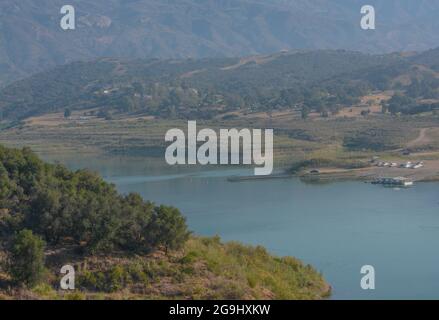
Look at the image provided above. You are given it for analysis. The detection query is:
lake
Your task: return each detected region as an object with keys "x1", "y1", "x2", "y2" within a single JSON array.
[{"x1": 44, "y1": 153, "x2": 439, "y2": 300}]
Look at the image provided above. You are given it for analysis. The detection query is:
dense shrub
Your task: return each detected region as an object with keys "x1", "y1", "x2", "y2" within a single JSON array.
[
  {"x1": 0, "y1": 145, "x2": 190, "y2": 255},
  {"x1": 147, "y1": 206, "x2": 191, "y2": 253},
  {"x1": 7, "y1": 229, "x2": 46, "y2": 287}
]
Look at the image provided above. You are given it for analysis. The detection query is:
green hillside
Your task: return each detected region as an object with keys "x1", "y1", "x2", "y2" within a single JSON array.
[
  {"x1": 2, "y1": 48, "x2": 439, "y2": 121},
  {"x1": 0, "y1": 145, "x2": 329, "y2": 300},
  {"x1": 0, "y1": 50, "x2": 403, "y2": 120}
]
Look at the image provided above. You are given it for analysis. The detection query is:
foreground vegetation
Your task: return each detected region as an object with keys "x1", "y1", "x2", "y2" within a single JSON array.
[
  {"x1": 0, "y1": 145, "x2": 190, "y2": 255},
  {"x1": 0, "y1": 236, "x2": 329, "y2": 300},
  {"x1": 0, "y1": 145, "x2": 329, "y2": 300}
]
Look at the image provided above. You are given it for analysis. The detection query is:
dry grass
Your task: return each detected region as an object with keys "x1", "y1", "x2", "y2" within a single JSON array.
[{"x1": 0, "y1": 237, "x2": 330, "y2": 300}]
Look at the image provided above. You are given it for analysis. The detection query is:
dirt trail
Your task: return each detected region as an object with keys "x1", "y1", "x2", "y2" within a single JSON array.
[{"x1": 407, "y1": 128, "x2": 431, "y2": 147}]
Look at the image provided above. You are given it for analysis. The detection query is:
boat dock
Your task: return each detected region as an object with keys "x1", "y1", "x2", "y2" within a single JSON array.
[{"x1": 371, "y1": 177, "x2": 414, "y2": 187}]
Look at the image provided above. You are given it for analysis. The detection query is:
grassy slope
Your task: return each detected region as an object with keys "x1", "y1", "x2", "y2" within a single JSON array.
[
  {"x1": 1, "y1": 110, "x2": 438, "y2": 167},
  {"x1": 0, "y1": 237, "x2": 330, "y2": 300}
]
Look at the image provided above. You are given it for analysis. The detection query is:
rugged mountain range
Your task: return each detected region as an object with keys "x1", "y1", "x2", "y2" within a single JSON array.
[{"x1": 2, "y1": 0, "x2": 439, "y2": 87}]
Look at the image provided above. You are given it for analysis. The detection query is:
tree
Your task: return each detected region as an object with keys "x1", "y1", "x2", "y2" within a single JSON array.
[
  {"x1": 301, "y1": 106, "x2": 310, "y2": 120},
  {"x1": 97, "y1": 109, "x2": 112, "y2": 120},
  {"x1": 8, "y1": 230, "x2": 46, "y2": 287},
  {"x1": 148, "y1": 206, "x2": 190, "y2": 254},
  {"x1": 64, "y1": 108, "x2": 72, "y2": 118},
  {"x1": 320, "y1": 108, "x2": 329, "y2": 118},
  {"x1": 388, "y1": 93, "x2": 415, "y2": 115},
  {"x1": 360, "y1": 109, "x2": 371, "y2": 117}
]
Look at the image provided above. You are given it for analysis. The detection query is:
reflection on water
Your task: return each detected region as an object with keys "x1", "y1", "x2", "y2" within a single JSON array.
[{"x1": 42, "y1": 153, "x2": 439, "y2": 300}]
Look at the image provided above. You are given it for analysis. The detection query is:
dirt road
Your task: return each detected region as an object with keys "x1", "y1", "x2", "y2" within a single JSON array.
[{"x1": 407, "y1": 128, "x2": 431, "y2": 148}]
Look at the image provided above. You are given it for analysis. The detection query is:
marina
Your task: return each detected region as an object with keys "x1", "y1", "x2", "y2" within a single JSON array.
[{"x1": 371, "y1": 177, "x2": 414, "y2": 187}]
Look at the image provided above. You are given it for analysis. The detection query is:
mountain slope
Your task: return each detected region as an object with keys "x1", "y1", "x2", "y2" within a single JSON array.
[{"x1": 2, "y1": 0, "x2": 439, "y2": 86}]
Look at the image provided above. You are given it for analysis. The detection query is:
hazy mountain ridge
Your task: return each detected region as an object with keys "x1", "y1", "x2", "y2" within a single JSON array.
[{"x1": 2, "y1": 0, "x2": 439, "y2": 86}]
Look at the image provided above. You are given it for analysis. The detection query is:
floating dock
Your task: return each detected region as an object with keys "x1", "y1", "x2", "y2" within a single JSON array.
[{"x1": 371, "y1": 177, "x2": 414, "y2": 187}]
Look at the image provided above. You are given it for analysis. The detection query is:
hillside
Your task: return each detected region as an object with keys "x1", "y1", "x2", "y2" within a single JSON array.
[
  {"x1": 3, "y1": 48, "x2": 439, "y2": 121},
  {"x1": 2, "y1": 0, "x2": 439, "y2": 86},
  {"x1": 0, "y1": 51, "x2": 400, "y2": 119},
  {"x1": 1, "y1": 237, "x2": 330, "y2": 300},
  {"x1": 0, "y1": 145, "x2": 329, "y2": 300}
]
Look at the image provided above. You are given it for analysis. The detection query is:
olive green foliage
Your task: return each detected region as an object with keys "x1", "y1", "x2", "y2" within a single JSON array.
[
  {"x1": 147, "y1": 206, "x2": 191, "y2": 253},
  {"x1": 7, "y1": 229, "x2": 46, "y2": 286},
  {"x1": 0, "y1": 145, "x2": 190, "y2": 255}
]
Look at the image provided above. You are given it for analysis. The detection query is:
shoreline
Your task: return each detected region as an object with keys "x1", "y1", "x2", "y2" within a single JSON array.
[
  {"x1": 296, "y1": 164, "x2": 439, "y2": 183},
  {"x1": 226, "y1": 162, "x2": 439, "y2": 184},
  {"x1": 2, "y1": 136, "x2": 439, "y2": 184}
]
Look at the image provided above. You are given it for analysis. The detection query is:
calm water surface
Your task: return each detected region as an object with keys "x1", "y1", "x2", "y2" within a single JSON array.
[{"x1": 43, "y1": 153, "x2": 439, "y2": 299}]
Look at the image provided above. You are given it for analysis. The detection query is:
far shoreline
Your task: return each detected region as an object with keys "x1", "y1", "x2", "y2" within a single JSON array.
[{"x1": 295, "y1": 161, "x2": 439, "y2": 183}]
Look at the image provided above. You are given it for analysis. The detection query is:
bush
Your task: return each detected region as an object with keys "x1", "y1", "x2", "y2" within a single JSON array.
[
  {"x1": 78, "y1": 270, "x2": 106, "y2": 292},
  {"x1": 64, "y1": 108, "x2": 71, "y2": 118},
  {"x1": 108, "y1": 266, "x2": 126, "y2": 292},
  {"x1": 147, "y1": 206, "x2": 191, "y2": 253},
  {"x1": 8, "y1": 230, "x2": 46, "y2": 287}
]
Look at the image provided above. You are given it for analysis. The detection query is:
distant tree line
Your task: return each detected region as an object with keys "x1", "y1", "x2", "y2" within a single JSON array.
[{"x1": 383, "y1": 93, "x2": 439, "y2": 115}]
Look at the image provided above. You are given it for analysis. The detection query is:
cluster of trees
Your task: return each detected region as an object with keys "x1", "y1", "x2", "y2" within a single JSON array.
[
  {"x1": 383, "y1": 93, "x2": 439, "y2": 115},
  {"x1": 79, "y1": 78, "x2": 368, "y2": 121},
  {"x1": 380, "y1": 75, "x2": 439, "y2": 115},
  {"x1": 0, "y1": 145, "x2": 190, "y2": 286},
  {"x1": 85, "y1": 82, "x2": 243, "y2": 120},
  {"x1": 80, "y1": 62, "x2": 438, "y2": 119},
  {"x1": 405, "y1": 77, "x2": 439, "y2": 99}
]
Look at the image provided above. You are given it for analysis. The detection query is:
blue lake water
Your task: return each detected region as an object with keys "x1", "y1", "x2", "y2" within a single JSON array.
[{"x1": 44, "y1": 154, "x2": 439, "y2": 300}]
